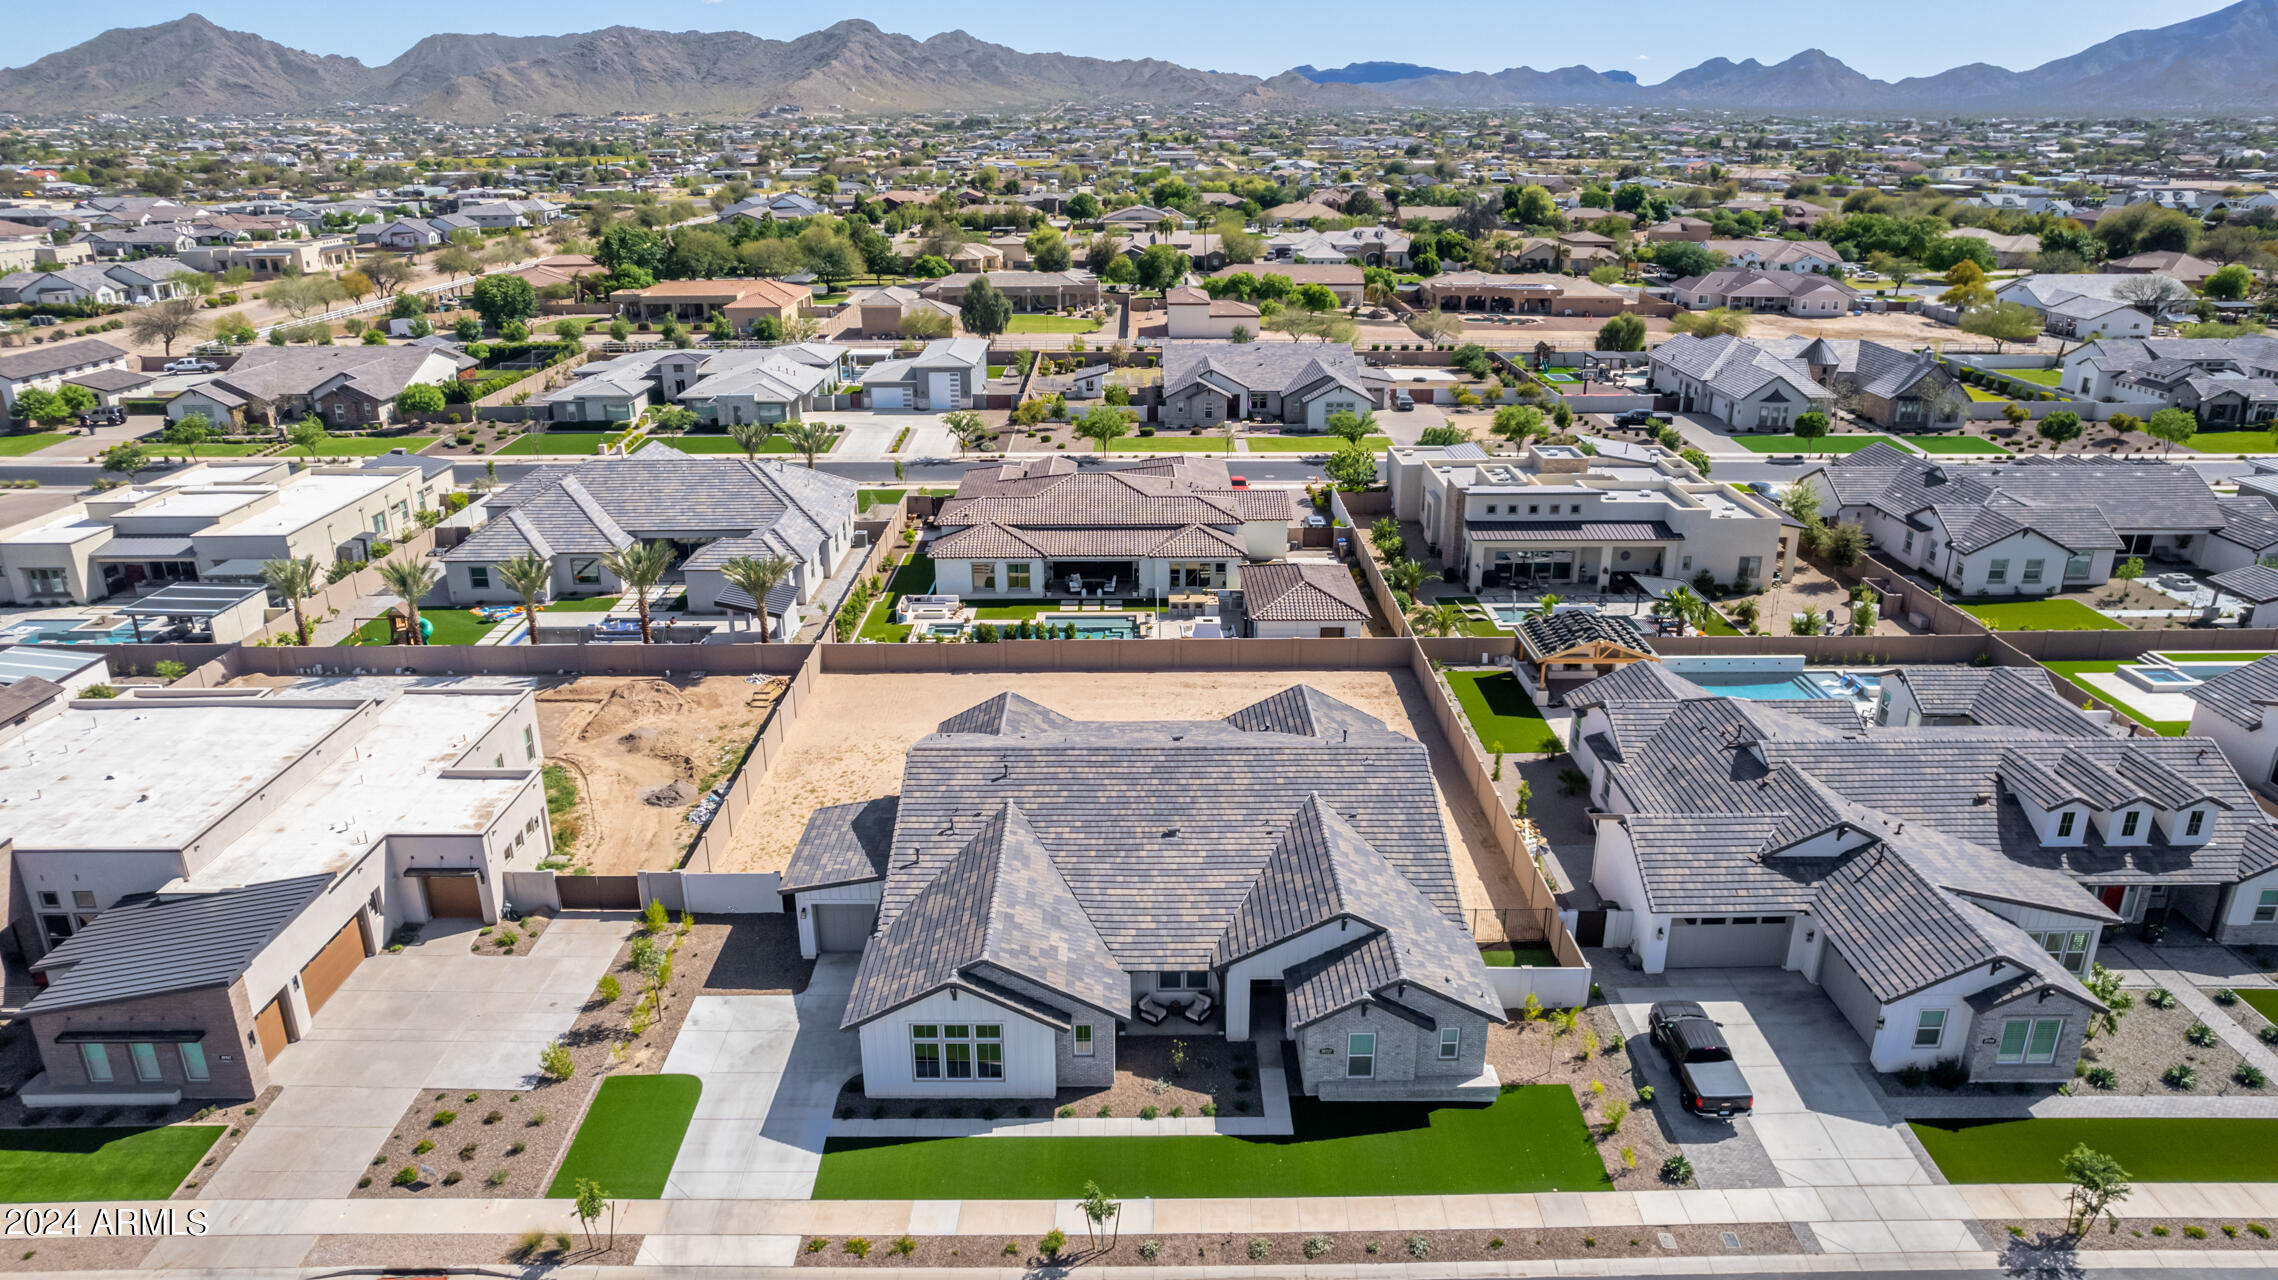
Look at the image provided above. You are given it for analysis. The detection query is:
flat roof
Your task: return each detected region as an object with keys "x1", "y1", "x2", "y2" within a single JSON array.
[
  {"x1": 217, "y1": 471, "x2": 398, "y2": 537},
  {"x1": 0, "y1": 645, "x2": 103, "y2": 685},
  {"x1": 125, "y1": 489, "x2": 271, "y2": 521},
  {"x1": 117, "y1": 582, "x2": 266, "y2": 619}
]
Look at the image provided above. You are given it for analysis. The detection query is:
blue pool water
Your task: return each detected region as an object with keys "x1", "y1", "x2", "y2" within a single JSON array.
[
  {"x1": 1036, "y1": 613, "x2": 1144, "y2": 639},
  {"x1": 1683, "y1": 673, "x2": 1824, "y2": 700}
]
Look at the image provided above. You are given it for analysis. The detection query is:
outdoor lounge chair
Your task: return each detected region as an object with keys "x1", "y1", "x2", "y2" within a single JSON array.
[
  {"x1": 1136, "y1": 994, "x2": 1169, "y2": 1025},
  {"x1": 1182, "y1": 993, "x2": 1215, "y2": 1025}
]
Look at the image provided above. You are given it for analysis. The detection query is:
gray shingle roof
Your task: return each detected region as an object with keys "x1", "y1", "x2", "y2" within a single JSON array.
[
  {"x1": 1239, "y1": 560, "x2": 1368, "y2": 623},
  {"x1": 781, "y1": 797, "x2": 897, "y2": 894},
  {"x1": 2211, "y1": 563, "x2": 2278, "y2": 602},
  {"x1": 2189, "y1": 655, "x2": 2278, "y2": 730},
  {"x1": 443, "y1": 453, "x2": 852, "y2": 567},
  {"x1": 26, "y1": 875, "x2": 332, "y2": 1014}
]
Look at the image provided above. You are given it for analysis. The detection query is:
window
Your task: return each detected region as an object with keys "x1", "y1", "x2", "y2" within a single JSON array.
[
  {"x1": 2255, "y1": 889, "x2": 2278, "y2": 924},
  {"x1": 571, "y1": 558, "x2": 600, "y2": 585},
  {"x1": 1570, "y1": 504, "x2": 1582, "y2": 514},
  {"x1": 25, "y1": 567, "x2": 67, "y2": 598},
  {"x1": 1007, "y1": 563, "x2": 1030, "y2": 592},
  {"x1": 1072, "y1": 1024, "x2": 1094, "y2": 1056},
  {"x1": 975, "y1": 562, "x2": 996, "y2": 592},
  {"x1": 1996, "y1": 1017, "x2": 2065, "y2": 1065},
  {"x1": 524, "y1": 726, "x2": 537, "y2": 761},
  {"x1": 177, "y1": 1042, "x2": 209, "y2": 1083},
  {"x1": 2034, "y1": 930, "x2": 2091, "y2": 975},
  {"x1": 1438, "y1": 1026, "x2": 1461, "y2": 1060},
  {"x1": 976, "y1": 1026, "x2": 1003, "y2": 1080},
  {"x1": 79, "y1": 1043, "x2": 112, "y2": 1083},
  {"x1": 129, "y1": 1042, "x2": 161, "y2": 1083},
  {"x1": 911, "y1": 1024, "x2": 941, "y2": 1079},
  {"x1": 1528, "y1": 504, "x2": 1540, "y2": 515},
  {"x1": 468, "y1": 566, "x2": 490, "y2": 590},
  {"x1": 72, "y1": 891, "x2": 95, "y2": 910},
  {"x1": 2187, "y1": 809, "x2": 2206, "y2": 837},
  {"x1": 2121, "y1": 810, "x2": 2141, "y2": 838},
  {"x1": 36, "y1": 892, "x2": 57, "y2": 910},
  {"x1": 1156, "y1": 972, "x2": 1208, "y2": 990},
  {"x1": 1902, "y1": 531, "x2": 1915, "y2": 554},
  {"x1": 1736, "y1": 556, "x2": 1762, "y2": 581},
  {"x1": 1347, "y1": 1032, "x2": 1375, "y2": 1078},
  {"x1": 1914, "y1": 1009, "x2": 1947, "y2": 1049},
  {"x1": 1988, "y1": 559, "x2": 2009, "y2": 584},
  {"x1": 372, "y1": 513, "x2": 389, "y2": 535},
  {"x1": 2022, "y1": 559, "x2": 2044, "y2": 585},
  {"x1": 2057, "y1": 810, "x2": 2077, "y2": 839},
  {"x1": 910, "y1": 1023, "x2": 1003, "y2": 1082}
]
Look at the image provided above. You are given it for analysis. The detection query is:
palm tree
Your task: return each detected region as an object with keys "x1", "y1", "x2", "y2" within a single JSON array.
[
  {"x1": 780, "y1": 419, "x2": 836, "y2": 468},
  {"x1": 260, "y1": 555, "x2": 320, "y2": 645},
  {"x1": 1411, "y1": 602, "x2": 1468, "y2": 637},
  {"x1": 1387, "y1": 558, "x2": 1425, "y2": 597},
  {"x1": 721, "y1": 554, "x2": 796, "y2": 641},
  {"x1": 374, "y1": 554, "x2": 441, "y2": 645},
  {"x1": 496, "y1": 553, "x2": 552, "y2": 637},
  {"x1": 600, "y1": 540, "x2": 676, "y2": 643},
  {"x1": 1530, "y1": 592, "x2": 1562, "y2": 619},
  {"x1": 726, "y1": 420, "x2": 773, "y2": 460},
  {"x1": 1659, "y1": 585, "x2": 1708, "y2": 635}
]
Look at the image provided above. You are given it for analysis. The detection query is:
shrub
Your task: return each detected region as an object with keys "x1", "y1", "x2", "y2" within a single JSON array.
[
  {"x1": 2251, "y1": 1223, "x2": 2271, "y2": 1238},
  {"x1": 2152, "y1": 1226, "x2": 2170, "y2": 1237},
  {"x1": 2086, "y1": 1066, "x2": 2118, "y2": 1090},
  {"x1": 892, "y1": 1235, "x2": 916, "y2": 1256},
  {"x1": 1405, "y1": 1234, "x2": 1432, "y2": 1260},
  {"x1": 487, "y1": 1169, "x2": 509, "y2": 1187},
  {"x1": 1136, "y1": 1239, "x2": 1161, "y2": 1261},
  {"x1": 1139, "y1": 1105, "x2": 1158, "y2": 1120},
  {"x1": 2240, "y1": 1063, "x2": 2268, "y2": 1088},
  {"x1": 1637, "y1": 1085, "x2": 1654, "y2": 1104},
  {"x1": 1040, "y1": 1229, "x2": 1066, "y2": 1257},
  {"x1": 643, "y1": 899, "x2": 668, "y2": 934},
  {"x1": 2188, "y1": 1022, "x2": 2218, "y2": 1047},
  {"x1": 430, "y1": 1110, "x2": 457, "y2": 1127},
  {"x1": 413, "y1": 1139, "x2": 435, "y2": 1155},
  {"x1": 1661, "y1": 1154, "x2": 1694, "y2": 1184},
  {"x1": 806, "y1": 1239, "x2": 829, "y2": 1253},
  {"x1": 1928, "y1": 1056, "x2": 1969, "y2": 1089},
  {"x1": 597, "y1": 975, "x2": 620, "y2": 1004},
  {"x1": 2263, "y1": 1025, "x2": 2278, "y2": 1046},
  {"x1": 457, "y1": 1142, "x2": 478, "y2": 1161},
  {"x1": 483, "y1": 1110, "x2": 503, "y2": 1125},
  {"x1": 538, "y1": 1040, "x2": 573, "y2": 1080},
  {"x1": 508, "y1": 1141, "x2": 526, "y2": 1155},
  {"x1": 2147, "y1": 987, "x2": 2178, "y2": 1010},
  {"x1": 1247, "y1": 1237, "x2": 1270, "y2": 1259},
  {"x1": 391, "y1": 1166, "x2": 419, "y2": 1187},
  {"x1": 1603, "y1": 1098, "x2": 1628, "y2": 1132},
  {"x1": 1896, "y1": 1064, "x2": 1927, "y2": 1088},
  {"x1": 2184, "y1": 1226, "x2": 2208, "y2": 1240},
  {"x1": 2217, "y1": 988, "x2": 2241, "y2": 1005},
  {"x1": 2164, "y1": 1062, "x2": 2199, "y2": 1090},
  {"x1": 843, "y1": 1237, "x2": 872, "y2": 1258},
  {"x1": 528, "y1": 1110, "x2": 546, "y2": 1126},
  {"x1": 1302, "y1": 1235, "x2": 1332, "y2": 1259}
]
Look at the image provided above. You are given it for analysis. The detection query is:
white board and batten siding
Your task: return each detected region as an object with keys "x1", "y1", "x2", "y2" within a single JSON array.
[{"x1": 855, "y1": 987, "x2": 1058, "y2": 1098}]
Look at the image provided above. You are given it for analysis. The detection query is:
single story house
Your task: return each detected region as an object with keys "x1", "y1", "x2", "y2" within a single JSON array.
[
  {"x1": 862, "y1": 337, "x2": 989, "y2": 412},
  {"x1": 1160, "y1": 340, "x2": 1382, "y2": 431},
  {"x1": 1647, "y1": 333, "x2": 1833, "y2": 431}
]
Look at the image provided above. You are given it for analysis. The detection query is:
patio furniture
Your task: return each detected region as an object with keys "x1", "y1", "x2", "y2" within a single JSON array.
[
  {"x1": 1182, "y1": 992, "x2": 1215, "y2": 1025},
  {"x1": 1104, "y1": 576, "x2": 1118, "y2": 596},
  {"x1": 1136, "y1": 994, "x2": 1169, "y2": 1025}
]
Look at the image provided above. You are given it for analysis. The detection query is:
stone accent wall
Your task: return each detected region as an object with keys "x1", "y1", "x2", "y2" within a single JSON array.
[
  {"x1": 982, "y1": 967, "x2": 1117, "y2": 1089},
  {"x1": 1962, "y1": 990, "x2": 2095, "y2": 1085},
  {"x1": 30, "y1": 980, "x2": 263, "y2": 1100},
  {"x1": 1294, "y1": 989, "x2": 1489, "y2": 1096}
]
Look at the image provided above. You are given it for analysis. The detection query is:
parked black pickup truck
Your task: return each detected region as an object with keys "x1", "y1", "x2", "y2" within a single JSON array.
[{"x1": 1647, "y1": 1000, "x2": 1754, "y2": 1120}]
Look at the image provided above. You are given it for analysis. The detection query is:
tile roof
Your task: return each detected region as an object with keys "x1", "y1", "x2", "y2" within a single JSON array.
[
  {"x1": 781, "y1": 797, "x2": 897, "y2": 895},
  {"x1": 2188, "y1": 655, "x2": 2278, "y2": 730},
  {"x1": 25, "y1": 875, "x2": 332, "y2": 1014},
  {"x1": 1240, "y1": 560, "x2": 1369, "y2": 623},
  {"x1": 443, "y1": 452, "x2": 853, "y2": 567}
]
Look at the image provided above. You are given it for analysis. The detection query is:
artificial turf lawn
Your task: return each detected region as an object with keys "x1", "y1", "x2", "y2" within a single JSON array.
[
  {"x1": 353, "y1": 608, "x2": 500, "y2": 646},
  {"x1": 1432, "y1": 596, "x2": 1508, "y2": 638},
  {"x1": 857, "y1": 552, "x2": 936, "y2": 642},
  {"x1": 148, "y1": 442, "x2": 271, "y2": 458},
  {"x1": 547, "y1": 1074, "x2": 702, "y2": 1199},
  {"x1": 1727, "y1": 434, "x2": 1902, "y2": 454},
  {"x1": 857, "y1": 488, "x2": 907, "y2": 511},
  {"x1": 495, "y1": 431, "x2": 613, "y2": 456},
  {"x1": 1963, "y1": 386, "x2": 2011, "y2": 403},
  {"x1": 1904, "y1": 435, "x2": 2011, "y2": 456},
  {"x1": 1959, "y1": 599, "x2": 2126, "y2": 632},
  {"x1": 297, "y1": 435, "x2": 440, "y2": 456},
  {"x1": 0, "y1": 431, "x2": 72, "y2": 456},
  {"x1": 1004, "y1": 314, "x2": 1102, "y2": 333},
  {"x1": 2003, "y1": 368, "x2": 2065, "y2": 387},
  {"x1": 1243, "y1": 435, "x2": 1391, "y2": 453},
  {"x1": 542, "y1": 594, "x2": 624, "y2": 612},
  {"x1": 2184, "y1": 430, "x2": 2278, "y2": 454},
  {"x1": 2238, "y1": 989, "x2": 2278, "y2": 1027},
  {"x1": 0, "y1": 1125, "x2": 223, "y2": 1202},
  {"x1": 1445, "y1": 668, "x2": 1555, "y2": 756},
  {"x1": 813, "y1": 1088, "x2": 1607, "y2": 1199},
  {"x1": 1119, "y1": 435, "x2": 1235, "y2": 452},
  {"x1": 2039, "y1": 660, "x2": 2190, "y2": 736},
  {"x1": 1911, "y1": 1116, "x2": 2278, "y2": 1183},
  {"x1": 1480, "y1": 947, "x2": 1561, "y2": 968},
  {"x1": 639, "y1": 433, "x2": 820, "y2": 455},
  {"x1": 2152, "y1": 651, "x2": 2278, "y2": 663}
]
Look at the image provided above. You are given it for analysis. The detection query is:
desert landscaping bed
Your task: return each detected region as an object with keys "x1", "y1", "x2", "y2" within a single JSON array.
[
  {"x1": 1880, "y1": 996, "x2": 2253, "y2": 1098},
  {"x1": 1998, "y1": 1219, "x2": 2278, "y2": 1251},
  {"x1": 1486, "y1": 1005, "x2": 1680, "y2": 1188},
  {"x1": 0, "y1": 1237, "x2": 159, "y2": 1272},
  {"x1": 840, "y1": 1037, "x2": 1259, "y2": 1122},
  {"x1": 793, "y1": 1224, "x2": 1800, "y2": 1267},
  {"x1": 466, "y1": 911, "x2": 551, "y2": 957},
  {"x1": 351, "y1": 914, "x2": 804, "y2": 1198},
  {"x1": 305, "y1": 1232, "x2": 643, "y2": 1266}
]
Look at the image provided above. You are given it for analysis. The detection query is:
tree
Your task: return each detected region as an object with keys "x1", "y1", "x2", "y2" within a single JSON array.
[
  {"x1": 1824, "y1": 521, "x2": 1867, "y2": 568},
  {"x1": 1650, "y1": 241, "x2": 1723, "y2": 280},
  {"x1": 1492, "y1": 404, "x2": 1547, "y2": 447},
  {"x1": 496, "y1": 553, "x2": 552, "y2": 633},
  {"x1": 552, "y1": 318, "x2": 589, "y2": 342},
  {"x1": 1026, "y1": 226, "x2": 1073, "y2": 273},
  {"x1": 1595, "y1": 313, "x2": 1647, "y2": 352},
  {"x1": 1409, "y1": 311, "x2": 1465, "y2": 345},
  {"x1": 650, "y1": 406, "x2": 697, "y2": 436},
  {"x1": 1065, "y1": 193, "x2": 1102, "y2": 222},
  {"x1": 2062, "y1": 1145, "x2": 2131, "y2": 1237},
  {"x1": 336, "y1": 269, "x2": 375, "y2": 302},
  {"x1": 596, "y1": 223, "x2": 667, "y2": 277},
  {"x1": 1229, "y1": 323, "x2": 1252, "y2": 344},
  {"x1": 1792, "y1": 410, "x2": 1830, "y2": 440},
  {"x1": 1921, "y1": 235, "x2": 1997, "y2": 274},
  {"x1": 1670, "y1": 308, "x2": 1748, "y2": 338},
  {"x1": 452, "y1": 316, "x2": 483, "y2": 343},
  {"x1": 1680, "y1": 447, "x2": 1712, "y2": 475},
  {"x1": 1411, "y1": 602, "x2": 1469, "y2": 638},
  {"x1": 162, "y1": 413, "x2": 212, "y2": 459},
  {"x1": 2037, "y1": 410, "x2": 2083, "y2": 449},
  {"x1": 98, "y1": 442, "x2": 152, "y2": 480},
  {"x1": 1135, "y1": 243, "x2": 1188, "y2": 291},
  {"x1": 1324, "y1": 409, "x2": 1377, "y2": 446},
  {"x1": 2111, "y1": 273, "x2": 2189, "y2": 316},
  {"x1": 572, "y1": 1178, "x2": 610, "y2": 1252},
  {"x1": 375, "y1": 554, "x2": 440, "y2": 644},
  {"x1": 55, "y1": 385, "x2": 96, "y2": 419},
  {"x1": 394, "y1": 383, "x2": 447, "y2": 417},
  {"x1": 126, "y1": 297, "x2": 207, "y2": 355},
  {"x1": 2205, "y1": 263, "x2": 2255, "y2": 301},
  {"x1": 260, "y1": 555, "x2": 320, "y2": 645},
  {"x1": 1957, "y1": 301, "x2": 2044, "y2": 353},
  {"x1": 726, "y1": 420, "x2": 773, "y2": 460},
  {"x1": 9, "y1": 388, "x2": 66, "y2": 426},
  {"x1": 469, "y1": 274, "x2": 537, "y2": 329},
  {"x1": 910, "y1": 254, "x2": 952, "y2": 279},
  {"x1": 959, "y1": 276, "x2": 1014, "y2": 339},
  {"x1": 942, "y1": 409, "x2": 990, "y2": 455},
  {"x1": 363, "y1": 255, "x2": 417, "y2": 296},
  {"x1": 1101, "y1": 256, "x2": 1137, "y2": 287},
  {"x1": 2145, "y1": 407, "x2": 2198, "y2": 455},
  {"x1": 1780, "y1": 484, "x2": 1822, "y2": 528},
  {"x1": 601, "y1": 541, "x2": 675, "y2": 642},
  {"x1": 721, "y1": 554, "x2": 795, "y2": 641},
  {"x1": 263, "y1": 274, "x2": 342, "y2": 319},
  {"x1": 1324, "y1": 443, "x2": 1378, "y2": 490},
  {"x1": 1078, "y1": 1180, "x2": 1122, "y2": 1251},
  {"x1": 285, "y1": 416, "x2": 329, "y2": 458},
  {"x1": 780, "y1": 419, "x2": 836, "y2": 468},
  {"x1": 1074, "y1": 405, "x2": 1132, "y2": 450},
  {"x1": 1503, "y1": 184, "x2": 1559, "y2": 228}
]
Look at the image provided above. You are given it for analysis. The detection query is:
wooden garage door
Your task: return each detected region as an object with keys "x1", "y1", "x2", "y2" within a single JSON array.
[
  {"x1": 254, "y1": 997, "x2": 289, "y2": 1063},
  {"x1": 299, "y1": 916, "x2": 366, "y2": 1017},
  {"x1": 423, "y1": 874, "x2": 483, "y2": 920}
]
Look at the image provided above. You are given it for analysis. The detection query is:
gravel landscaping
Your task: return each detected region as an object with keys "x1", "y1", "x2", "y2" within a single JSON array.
[
  {"x1": 1882, "y1": 995, "x2": 2257, "y2": 1097},
  {"x1": 0, "y1": 1238, "x2": 157, "y2": 1271},
  {"x1": 1998, "y1": 1220, "x2": 2278, "y2": 1252},
  {"x1": 305, "y1": 1232, "x2": 643, "y2": 1266},
  {"x1": 1484, "y1": 1004, "x2": 1680, "y2": 1189},
  {"x1": 792, "y1": 1224, "x2": 1801, "y2": 1267},
  {"x1": 467, "y1": 911, "x2": 551, "y2": 957}
]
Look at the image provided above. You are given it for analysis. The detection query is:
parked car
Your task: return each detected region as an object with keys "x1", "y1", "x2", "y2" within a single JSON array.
[
  {"x1": 1228, "y1": 475, "x2": 1249, "y2": 490},
  {"x1": 1647, "y1": 1000, "x2": 1754, "y2": 1120},
  {"x1": 163, "y1": 358, "x2": 218, "y2": 374},
  {"x1": 1613, "y1": 409, "x2": 1669, "y2": 429},
  {"x1": 1393, "y1": 389, "x2": 1415, "y2": 411},
  {"x1": 77, "y1": 406, "x2": 125, "y2": 427}
]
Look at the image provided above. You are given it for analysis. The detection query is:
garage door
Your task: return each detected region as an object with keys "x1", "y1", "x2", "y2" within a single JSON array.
[
  {"x1": 1664, "y1": 915, "x2": 1792, "y2": 968},
  {"x1": 254, "y1": 996, "x2": 289, "y2": 1063},
  {"x1": 299, "y1": 915, "x2": 367, "y2": 1017},
  {"x1": 871, "y1": 386, "x2": 908, "y2": 410},
  {"x1": 422, "y1": 874, "x2": 483, "y2": 920},
  {"x1": 812, "y1": 903, "x2": 876, "y2": 952}
]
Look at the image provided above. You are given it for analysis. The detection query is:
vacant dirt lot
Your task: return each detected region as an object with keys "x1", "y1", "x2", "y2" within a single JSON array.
[
  {"x1": 535, "y1": 676, "x2": 782, "y2": 874},
  {"x1": 715, "y1": 670, "x2": 1535, "y2": 922}
]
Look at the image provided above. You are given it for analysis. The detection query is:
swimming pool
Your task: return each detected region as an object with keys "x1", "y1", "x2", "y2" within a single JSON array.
[
  {"x1": 1682, "y1": 670, "x2": 1881, "y2": 704},
  {"x1": 1036, "y1": 613, "x2": 1145, "y2": 640},
  {"x1": 1, "y1": 621, "x2": 145, "y2": 645}
]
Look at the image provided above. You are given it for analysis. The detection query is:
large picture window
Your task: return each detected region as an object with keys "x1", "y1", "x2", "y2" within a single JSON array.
[
  {"x1": 910, "y1": 1023, "x2": 1003, "y2": 1082},
  {"x1": 1996, "y1": 1017, "x2": 2064, "y2": 1065}
]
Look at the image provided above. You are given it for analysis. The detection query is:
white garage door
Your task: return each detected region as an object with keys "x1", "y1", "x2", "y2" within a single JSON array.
[
  {"x1": 871, "y1": 386, "x2": 909, "y2": 410},
  {"x1": 1664, "y1": 914, "x2": 1793, "y2": 968},
  {"x1": 813, "y1": 903, "x2": 876, "y2": 952}
]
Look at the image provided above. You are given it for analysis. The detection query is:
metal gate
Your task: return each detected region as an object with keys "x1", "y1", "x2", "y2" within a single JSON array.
[
  {"x1": 556, "y1": 875, "x2": 641, "y2": 910},
  {"x1": 1572, "y1": 910, "x2": 1608, "y2": 948}
]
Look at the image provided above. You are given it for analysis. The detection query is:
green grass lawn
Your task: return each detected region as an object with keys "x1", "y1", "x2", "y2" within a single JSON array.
[
  {"x1": 1728, "y1": 434, "x2": 1902, "y2": 454},
  {"x1": 1445, "y1": 668, "x2": 1556, "y2": 756},
  {"x1": 986, "y1": 365, "x2": 1008, "y2": 378},
  {"x1": 1960, "y1": 599, "x2": 2126, "y2": 632},
  {"x1": 858, "y1": 553, "x2": 935, "y2": 642},
  {"x1": 1696, "y1": 608, "x2": 1742, "y2": 636},
  {"x1": 1120, "y1": 434, "x2": 1234, "y2": 452},
  {"x1": 149, "y1": 442, "x2": 273, "y2": 458},
  {"x1": 547, "y1": 1074, "x2": 702, "y2": 1200},
  {"x1": 0, "y1": 1125, "x2": 223, "y2": 1202},
  {"x1": 2152, "y1": 651, "x2": 2278, "y2": 663},
  {"x1": 858, "y1": 488, "x2": 907, "y2": 512},
  {"x1": 0, "y1": 431, "x2": 72, "y2": 456},
  {"x1": 300, "y1": 435, "x2": 440, "y2": 456},
  {"x1": 2040, "y1": 660, "x2": 2190, "y2": 736},
  {"x1": 1005, "y1": 314, "x2": 1102, "y2": 334},
  {"x1": 814, "y1": 1088, "x2": 1607, "y2": 1199},
  {"x1": 2184, "y1": 430, "x2": 2278, "y2": 454},
  {"x1": 2238, "y1": 989, "x2": 2278, "y2": 1026},
  {"x1": 647, "y1": 433, "x2": 820, "y2": 455},
  {"x1": 353, "y1": 608, "x2": 500, "y2": 646},
  {"x1": 496, "y1": 431, "x2": 614, "y2": 456},
  {"x1": 1244, "y1": 435, "x2": 1391, "y2": 453},
  {"x1": 1905, "y1": 435, "x2": 2011, "y2": 456},
  {"x1": 1480, "y1": 946, "x2": 1560, "y2": 968},
  {"x1": 1964, "y1": 386, "x2": 2011, "y2": 403},
  {"x1": 543, "y1": 594, "x2": 623, "y2": 612},
  {"x1": 1912, "y1": 1117, "x2": 2278, "y2": 1183},
  {"x1": 2003, "y1": 368, "x2": 2065, "y2": 387},
  {"x1": 1431, "y1": 596, "x2": 1508, "y2": 638}
]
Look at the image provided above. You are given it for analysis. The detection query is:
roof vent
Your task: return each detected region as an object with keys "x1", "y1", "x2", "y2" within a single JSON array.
[{"x1": 1162, "y1": 827, "x2": 1179, "y2": 839}]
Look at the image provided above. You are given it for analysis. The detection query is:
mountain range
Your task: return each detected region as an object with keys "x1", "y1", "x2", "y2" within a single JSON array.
[{"x1": 5, "y1": 3, "x2": 2278, "y2": 120}]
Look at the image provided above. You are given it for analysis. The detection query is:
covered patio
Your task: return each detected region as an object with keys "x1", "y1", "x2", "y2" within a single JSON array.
[{"x1": 1464, "y1": 520, "x2": 1679, "y2": 592}]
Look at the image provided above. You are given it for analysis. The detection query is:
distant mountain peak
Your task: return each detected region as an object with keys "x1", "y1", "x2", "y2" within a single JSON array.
[{"x1": 1291, "y1": 61, "x2": 1456, "y2": 85}]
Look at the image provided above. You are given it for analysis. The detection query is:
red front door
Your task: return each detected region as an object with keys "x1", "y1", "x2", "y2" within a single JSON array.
[{"x1": 2100, "y1": 885, "x2": 2127, "y2": 912}]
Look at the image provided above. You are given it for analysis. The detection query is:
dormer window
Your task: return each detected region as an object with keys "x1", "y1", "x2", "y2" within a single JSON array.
[
  {"x1": 2057, "y1": 811, "x2": 2076, "y2": 839},
  {"x1": 2187, "y1": 809, "x2": 2205, "y2": 838},
  {"x1": 2121, "y1": 811, "x2": 2141, "y2": 839}
]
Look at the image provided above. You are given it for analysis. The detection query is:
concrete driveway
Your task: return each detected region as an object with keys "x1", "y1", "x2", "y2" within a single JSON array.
[
  {"x1": 811, "y1": 411, "x2": 956, "y2": 459},
  {"x1": 202, "y1": 914, "x2": 633, "y2": 1200}
]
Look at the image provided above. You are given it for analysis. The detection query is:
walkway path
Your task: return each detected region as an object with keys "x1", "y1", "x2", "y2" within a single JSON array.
[{"x1": 305, "y1": 590, "x2": 394, "y2": 646}]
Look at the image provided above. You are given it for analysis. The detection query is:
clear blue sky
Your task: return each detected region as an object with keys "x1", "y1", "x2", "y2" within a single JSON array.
[{"x1": 9, "y1": 1, "x2": 2244, "y2": 83}]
